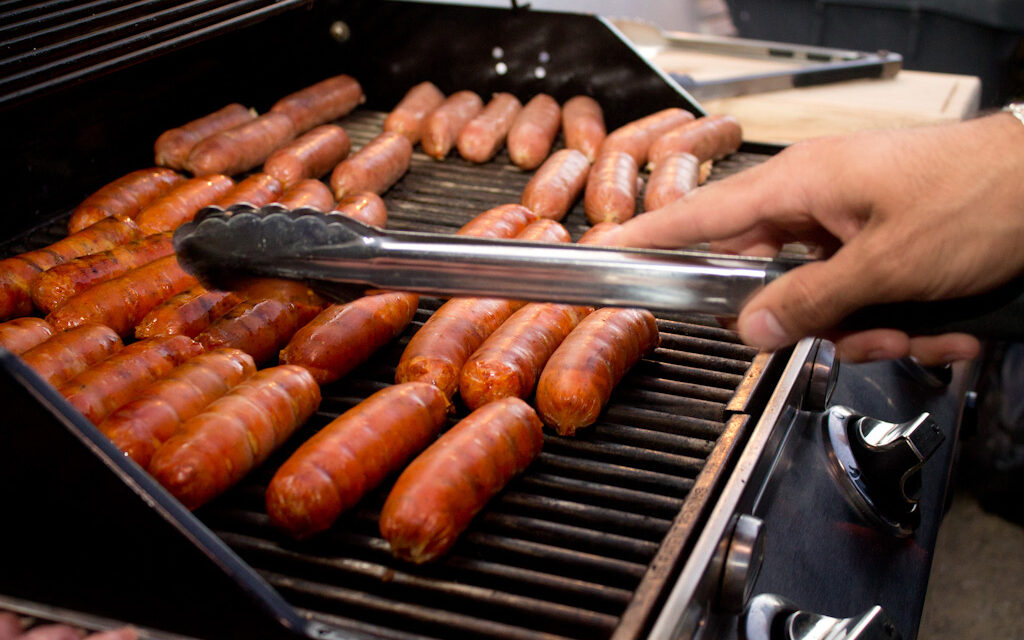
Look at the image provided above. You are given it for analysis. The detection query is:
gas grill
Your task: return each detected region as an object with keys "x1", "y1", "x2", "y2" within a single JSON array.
[{"x1": 0, "y1": 2, "x2": 971, "y2": 639}]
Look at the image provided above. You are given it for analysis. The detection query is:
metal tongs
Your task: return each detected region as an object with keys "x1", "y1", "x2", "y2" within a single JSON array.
[{"x1": 173, "y1": 206, "x2": 1024, "y2": 339}]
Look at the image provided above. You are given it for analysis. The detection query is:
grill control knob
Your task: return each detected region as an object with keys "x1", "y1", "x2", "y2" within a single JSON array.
[
  {"x1": 742, "y1": 594, "x2": 903, "y2": 640},
  {"x1": 715, "y1": 514, "x2": 766, "y2": 614},
  {"x1": 802, "y1": 339, "x2": 838, "y2": 412}
]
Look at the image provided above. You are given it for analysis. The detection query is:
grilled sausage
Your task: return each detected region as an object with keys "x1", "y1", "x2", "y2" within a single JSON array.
[
  {"x1": 267, "y1": 382, "x2": 449, "y2": 538},
  {"x1": 647, "y1": 114, "x2": 743, "y2": 168},
  {"x1": 60, "y1": 335, "x2": 202, "y2": 424},
  {"x1": 456, "y1": 92, "x2": 522, "y2": 163},
  {"x1": 149, "y1": 364, "x2": 321, "y2": 510},
  {"x1": 185, "y1": 113, "x2": 296, "y2": 177},
  {"x1": 30, "y1": 232, "x2": 175, "y2": 314},
  {"x1": 269, "y1": 74, "x2": 363, "y2": 134},
  {"x1": 99, "y1": 348, "x2": 256, "y2": 467},
  {"x1": 380, "y1": 397, "x2": 543, "y2": 563},
  {"x1": 330, "y1": 131, "x2": 412, "y2": 200},
  {"x1": 507, "y1": 93, "x2": 560, "y2": 170},
  {"x1": 643, "y1": 152, "x2": 700, "y2": 212},
  {"x1": 0, "y1": 317, "x2": 54, "y2": 355},
  {"x1": 520, "y1": 148, "x2": 590, "y2": 221},
  {"x1": 213, "y1": 173, "x2": 283, "y2": 208},
  {"x1": 455, "y1": 203, "x2": 537, "y2": 238},
  {"x1": 562, "y1": 95, "x2": 606, "y2": 163},
  {"x1": 383, "y1": 81, "x2": 446, "y2": 144},
  {"x1": 263, "y1": 124, "x2": 351, "y2": 189},
  {"x1": 599, "y1": 108, "x2": 695, "y2": 167},
  {"x1": 46, "y1": 255, "x2": 199, "y2": 337},
  {"x1": 330, "y1": 192, "x2": 387, "y2": 227},
  {"x1": 421, "y1": 91, "x2": 484, "y2": 160},
  {"x1": 584, "y1": 151, "x2": 640, "y2": 224},
  {"x1": 135, "y1": 286, "x2": 243, "y2": 338},
  {"x1": 535, "y1": 307, "x2": 659, "y2": 435},
  {"x1": 0, "y1": 216, "x2": 141, "y2": 321},
  {"x1": 275, "y1": 178, "x2": 335, "y2": 211},
  {"x1": 19, "y1": 324, "x2": 123, "y2": 388},
  {"x1": 155, "y1": 103, "x2": 256, "y2": 170},
  {"x1": 134, "y1": 175, "x2": 234, "y2": 235},
  {"x1": 68, "y1": 168, "x2": 184, "y2": 233}
]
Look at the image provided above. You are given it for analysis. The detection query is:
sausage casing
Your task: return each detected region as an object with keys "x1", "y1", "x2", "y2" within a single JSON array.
[
  {"x1": 384, "y1": 82, "x2": 446, "y2": 144},
  {"x1": 421, "y1": 91, "x2": 484, "y2": 160},
  {"x1": 19, "y1": 324, "x2": 123, "y2": 388},
  {"x1": 520, "y1": 148, "x2": 590, "y2": 221},
  {"x1": 330, "y1": 192, "x2": 387, "y2": 227},
  {"x1": 0, "y1": 317, "x2": 54, "y2": 355},
  {"x1": 155, "y1": 103, "x2": 256, "y2": 170},
  {"x1": 267, "y1": 382, "x2": 449, "y2": 538},
  {"x1": 68, "y1": 168, "x2": 184, "y2": 233},
  {"x1": 213, "y1": 173, "x2": 283, "y2": 208},
  {"x1": 380, "y1": 397, "x2": 543, "y2": 563},
  {"x1": 185, "y1": 113, "x2": 296, "y2": 177},
  {"x1": 134, "y1": 175, "x2": 234, "y2": 235},
  {"x1": 647, "y1": 114, "x2": 743, "y2": 168},
  {"x1": 264, "y1": 124, "x2": 351, "y2": 189},
  {"x1": 562, "y1": 96, "x2": 606, "y2": 163},
  {"x1": 507, "y1": 93, "x2": 560, "y2": 170},
  {"x1": 599, "y1": 108, "x2": 695, "y2": 167},
  {"x1": 275, "y1": 179, "x2": 335, "y2": 211},
  {"x1": 457, "y1": 92, "x2": 522, "y2": 163},
  {"x1": 330, "y1": 131, "x2": 413, "y2": 200},
  {"x1": 584, "y1": 151, "x2": 640, "y2": 224},
  {"x1": 455, "y1": 203, "x2": 537, "y2": 238},
  {"x1": 270, "y1": 74, "x2": 363, "y2": 134},
  {"x1": 135, "y1": 286, "x2": 242, "y2": 338},
  {"x1": 643, "y1": 152, "x2": 700, "y2": 211}
]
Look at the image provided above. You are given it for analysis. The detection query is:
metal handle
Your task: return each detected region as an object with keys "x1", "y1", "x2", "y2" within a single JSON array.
[{"x1": 743, "y1": 594, "x2": 903, "y2": 640}]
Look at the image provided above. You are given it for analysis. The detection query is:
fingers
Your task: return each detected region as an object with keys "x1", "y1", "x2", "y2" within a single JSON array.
[
  {"x1": 906, "y1": 333, "x2": 981, "y2": 366},
  {"x1": 834, "y1": 331, "x2": 979, "y2": 365}
]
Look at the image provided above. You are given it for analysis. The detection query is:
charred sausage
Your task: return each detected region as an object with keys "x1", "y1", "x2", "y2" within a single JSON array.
[
  {"x1": 561, "y1": 96, "x2": 605, "y2": 163},
  {"x1": 507, "y1": 93, "x2": 560, "y2": 170},
  {"x1": 68, "y1": 168, "x2": 184, "y2": 233},
  {"x1": 647, "y1": 114, "x2": 743, "y2": 169},
  {"x1": 134, "y1": 175, "x2": 234, "y2": 235},
  {"x1": 155, "y1": 103, "x2": 256, "y2": 170},
  {"x1": 275, "y1": 179, "x2": 335, "y2": 211},
  {"x1": 599, "y1": 108, "x2": 695, "y2": 167},
  {"x1": 213, "y1": 173, "x2": 283, "y2": 208},
  {"x1": 263, "y1": 124, "x2": 351, "y2": 189},
  {"x1": 269, "y1": 74, "x2": 363, "y2": 134},
  {"x1": 330, "y1": 131, "x2": 413, "y2": 200},
  {"x1": 520, "y1": 148, "x2": 590, "y2": 221},
  {"x1": 643, "y1": 152, "x2": 700, "y2": 212},
  {"x1": 456, "y1": 92, "x2": 522, "y2": 163},
  {"x1": 330, "y1": 192, "x2": 387, "y2": 227},
  {"x1": 584, "y1": 151, "x2": 640, "y2": 224},
  {"x1": 421, "y1": 91, "x2": 484, "y2": 160},
  {"x1": 135, "y1": 286, "x2": 242, "y2": 339},
  {"x1": 383, "y1": 82, "x2": 446, "y2": 144},
  {"x1": 0, "y1": 317, "x2": 54, "y2": 355},
  {"x1": 455, "y1": 203, "x2": 537, "y2": 238},
  {"x1": 19, "y1": 324, "x2": 123, "y2": 388},
  {"x1": 185, "y1": 113, "x2": 295, "y2": 177}
]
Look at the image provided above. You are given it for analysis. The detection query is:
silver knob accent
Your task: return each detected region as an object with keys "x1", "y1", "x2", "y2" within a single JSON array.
[
  {"x1": 716, "y1": 514, "x2": 766, "y2": 613},
  {"x1": 743, "y1": 594, "x2": 902, "y2": 640},
  {"x1": 802, "y1": 340, "x2": 838, "y2": 412}
]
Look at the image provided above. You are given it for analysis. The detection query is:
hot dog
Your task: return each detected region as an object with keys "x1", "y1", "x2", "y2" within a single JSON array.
[
  {"x1": 155, "y1": 103, "x2": 256, "y2": 170},
  {"x1": 185, "y1": 113, "x2": 295, "y2": 177},
  {"x1": 520, "y1": 148, "x2": 590, "y2": 221},
  {"x1": 599, "y1": 107, "x2": 695, "y2": 167},
  {"x1": 266, "y1": 382, "x2": 449, "y2": 539},
  {"x1": 380, "y1": 397, "x2": 543, "y2": 563},
  {"x1": 561, "y1": 95, "x2": 605, "y2": 163},
  {"x1": 0, "y1": 317, "x2": 54, "y2": 355},
  {"x1": 68, "y1": 168, "x2": 184, "y2": 233},
  {"x1": 213, "y1": 173, "x2": 283, "y2": 208},
  {"x1": 455, "y1": 203, "x2": 537, "y2": 238},
  {"x1": 330, "y1": 192, "x2": 387, "y2": 227},
  {"x1": 584, "y1": 151, "x2": 640, "y2": 224},
  {"x1": 421, "y1": 91, "x2": 484, "y2": 160},
  {"x1": 59, "y1": 335, "x2": 202, "y2": 424},
  {"x1": 275, "y1": 178, "x2": 335, "y2": 211},
  {"x1": 263, "y1": 124, "x2": 351, "y2": 189},
  {"x1": 507, "y1": 93, "x2": 560, "y2": 170},
  {"x1": 643, "y1": 152, "x2": 700, "y2": 212},
  {"x1": 99, "y1": 348, "x2": 256, "y2": 467},
  {"x1": 456, "y1": 92, "x2": 522, "y2": 163},
  {"x1": 149, "y1": 364, "x2": 321, "y2": 510},
  {"x1": 19, "y1": 324, "x2": 123, "y2": 388},
  {"x1": 383, "y1": 82, "x2": 446, "y2": 144},
  {"x1": 647, "y1": 114, "x2": 743, "y2": 169},
  {"x1": 329, "y1": 131, "x2": 412, "y2": 200},
  {"x1": 535, "y1": 307, "x2": 659, "y2": 435},
  {"x1": 269, "y1": 74, "x2": 363, "y2": 134},
  {"x1": 134, "y1": 175, "x2": 234, "y2": 235},
  {"x1": 134, "y1": 286, "x2": 242, "y2": 338}
]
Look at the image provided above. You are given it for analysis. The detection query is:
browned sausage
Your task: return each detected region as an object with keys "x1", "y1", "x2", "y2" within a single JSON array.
[
  {"x1": 599, "y1": 108, "x2": 695, "y2": 167},
  {"x1": 520, "y1": 148, "x2": 590, "y2": 221},
  {"x1": 0, "y1": 317, "x2": 54, "y2": 355},
  {"x1": 19, "y1": 324, "x2": 123, "y2": 388},
  {"x1": 267, "y1": 382, "x2": 449, "y2": 538},
  {"x1": 263, "y1": 124, "x2": 351, "y2": 189},
  {"x1": 134, "y1": 175, "x2": 234, "y2": 235},
  {"x1": 647, "y1": 114, "x2": 743, "y2": 168},
  {"x1": 46, "y1": 255, "x2": 200, "y2": 337},
  {"x1": 380, "y1": 397, "x2": 543, "y2": 563},
  {"x1": 99, "y1": 348, "x2": 256, "y2": 467},
  {"x1": 584, "y1": 151, "x2": 640, "y2": 224},
  {"x1": 0, "y1": 216, "x2": 141, "y2": 321},
  {"x1": 68, "y1": 168, "x2": 184, "y2": 233},
  {"x1": 507, "y1": 93, "x2": 560, "y2": 170},
  {"x1": 383, "y1": 82, "x2": 446, "y2": 144},
  {"x1": 456, "y1": 92, "x2": 522, "y2": 163},
  {"x1": 155, "y1": 103, "x2": 256, "y2": 170},
  {"x1": 30, "y1": 232, "x2": 174, "y2": 314},
  {"x1": 329, "y1": 131, "x2": 413, "y2": 200},
  {"x1": 535, "y1": 307, "x2": 659, "y2": 435},
  {"x1": 643, "y1": 152, "x2": 700, "y2": 211},
  {"x1": 275, "y1": 179, "x2": 335, "y2": 211},
  {"x1": 149, "y1": 364, "x2": 321, "y2": 510},
  {"x1": 135, "y1": 286, "x2": 242, "y2": 338},
  {"x1": 269, "y1": 74, "x2": 363, "y2": 134},
  {"x1": 330, "y1": 192, "x2": 387, "y2": 227},
  {"x1": 185, "y1": 113, "x2": 296, "y2": 177},
  {"x1": 59, "y1": 335, "x2": 202, "y2": 424},
  {"x1": 421, "y1": 91, "x2": 484, "y2": 160},
  {"x1": 562, "y1": 95, "x2": 606, "y2": 163},
  {"x1": 213, "y1": 173, "x2": 283, "y2": 208},
  {"x1": 455, "y1": 203, "x2": 537, "y2": 238}
]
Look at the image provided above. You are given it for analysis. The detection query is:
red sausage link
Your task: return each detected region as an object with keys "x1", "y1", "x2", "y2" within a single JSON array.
[
  {"x1": 562, "y1": 96, "x2": 606, "y2": 163},
  {"x1": 264, "y1": 124, "x2": 351, "y2": 189},
  {"x1": 330, "y1": 192, "x2": 387, "y2": 227},
  {"x1": 275, "y1": 179, "x2": 335, "y2": 211},
  {"x1": 380, "y1": 397, "x2": 543, "y2": 563},
  {"x1": 421, "y1": 91, "x2": 484, "y2": 160},
  {"x1": 59, "y1": 335, "x2": 202, "y2": 424},
  {"x1": 644, "y1": 152, "x2": 700, "y2": 212},
  {"x1": 455, "y1": 203, "x2": 537, "y2": 238},
  {"x1": 185, "y1": 113, "x2": 296, "y2": 177},
  {"x1": 457, "y1": 92, "x2": 522, "y2": 163},
  {"x1": 134, "y1": 175, "x2": 234, "y2": 235},
  {"x1": 507, "y1": 93, "x2": 560, "y2": 170},
  {"x1": 19, "y1": 324, "x2": 123, "y2": 388},
  {"x1": 213, "y1": 173, "x2": 283, "y2": 208},
  {"x1": 535, "y1": 307, "x2": 659, "y2": 435},
  {"x1": 384, "y1": 82, "x2": 446, "y2": 144},
  {"x1": 515, "y1": 218, "x2": 571, "y2": 243},
  {"x1": 46, "y1": 255, "x2": 200, "y2": 337},
  {"x1": 68, "y1": 168, "x2": 184, "y2": 233},
  {"x1": 0, "y1": 317, "x2": 54, "y2": 355},
  {"x1": 584, "y1": 151, "x2": 640, "y2": 224},
  {"x1": 330, "y1": 131, "x2": 412, "y2": 200},
  {"x1": 270, "y1": 74, "x2": 363, "y2": 134},
  {"x1": 647, "y1": 114, "x2": 743, "y2": 168},
  {"x1": 599, "y1": 108, "x2": 695, "y2": 167},
  {"x1": 99, "y1": 348, "x2": 256, "y2": 467},
  {"x1": 520, "y1": 148, "x2": 590, "y2": 221},
  {"x1": 149, "y1": 364, "x2": 321, "y2": 510},
  {"x1": 31, "y1": 232, "x2": 174, "y2": 314},
  {"x1": 135, "y1": 285, "x2": 242, "y2": 338},
  {"x1": 267, "y1": 382, "x2": 450, "y2": 538},
  {"x1": 155, "y1": 103, "x2": 256, "y2": 170}
]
